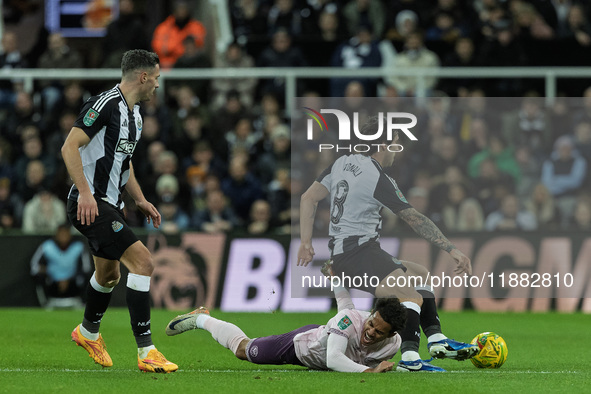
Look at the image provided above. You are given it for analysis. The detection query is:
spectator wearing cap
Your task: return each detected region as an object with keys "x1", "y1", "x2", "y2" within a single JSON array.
[
  {"x1": 152, "y1": 0, "x2": 207, "y2": 69},
  {"x1": 542, "y1": 135, "x2": 587, "y2": 227}
]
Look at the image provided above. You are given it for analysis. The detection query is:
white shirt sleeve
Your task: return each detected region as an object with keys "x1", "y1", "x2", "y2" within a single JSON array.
[{"x1": 326, "y1": 332, "x2": 369, "y2": 373}]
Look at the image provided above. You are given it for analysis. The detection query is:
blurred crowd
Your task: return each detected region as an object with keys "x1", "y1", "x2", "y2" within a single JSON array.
[{"x1": 1, "y1": 0, "x2": 591, "y2": 235}]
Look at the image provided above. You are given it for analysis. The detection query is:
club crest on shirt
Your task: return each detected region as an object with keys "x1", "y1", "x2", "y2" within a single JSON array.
[
  {"x1": 136, "y1": 117, "x2": 142, "y2": 131},
  {"x1": 338, "y1": 315, "x2": 352, "y2": 330},
  {"x1": 112, "y1": 221, "x2": 123, "y2": 233},
  {"x1": 83, "y1": 109, "x2": 99, "y2": 126}
]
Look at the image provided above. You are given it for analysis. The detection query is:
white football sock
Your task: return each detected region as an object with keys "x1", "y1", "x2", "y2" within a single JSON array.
[
  {"x1": 138, "y1": 345, "x2": 156, "y2": 359},
  {"x1": 401, "y1": 351, "x2": 421, "y2": 362},
  {"x1": 203, "y1": 317, "x2": 248, "y2": 355},
  {"x1": 80, "y1": 324, "x2": 99, "y2": 341},
  {"x1": 428, "y1": 333, "x2": 447, "y2": 343},
  {"x1": 195, "y1": 313, "x2": 211, "y2": 329}
]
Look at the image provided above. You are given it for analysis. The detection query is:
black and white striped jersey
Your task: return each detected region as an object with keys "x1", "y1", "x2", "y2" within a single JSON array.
[
  {"x1": 317, "y1": 154, "x2": 412, "y2": 256},
  {"x1": 68, "y1": 85, "x2": 142, "y2": 209}
]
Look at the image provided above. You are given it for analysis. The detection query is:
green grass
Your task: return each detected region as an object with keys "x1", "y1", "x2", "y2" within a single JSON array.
[{"x1": 0, "y1": 308, "x2": 587, "y2": 393}]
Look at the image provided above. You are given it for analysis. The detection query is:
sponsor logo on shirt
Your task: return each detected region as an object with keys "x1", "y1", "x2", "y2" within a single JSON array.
[{"x1": 116, "y1": 138, "x2": 137, "y2": 155}]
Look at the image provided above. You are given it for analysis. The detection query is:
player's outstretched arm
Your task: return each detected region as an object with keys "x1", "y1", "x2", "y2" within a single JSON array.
[
  {"x1": 297, "y1": 181, "x2": 329, "y2": 267},
  {"x1": 397, "y1": 207, "x2": 472, "y2": 275}
]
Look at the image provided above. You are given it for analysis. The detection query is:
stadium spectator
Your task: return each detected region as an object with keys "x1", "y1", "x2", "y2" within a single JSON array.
[
  {"x1": 514, "y1": 145, "x2": 541, "y2": 199},
  {"x1": 502, "y1": 97, "x2": 551, "y2": 160},
  {"x1": 425, "y1": 10, "x2": 466, "y2": 43},
  {"x1": 246, "y1": 199, "x2": 274, "y2": 234},
  {"x1": 0, "y1": 31, "x2": 27, "y2": 108},
  {"x1": 484, "y1": 193, "x2": 537, "y2": 231},
  {"x1": 14, "y1": 137, "x2": 55, "y2": 199},
  {"x1": 573, "y1": 121, "x2": 591, "y2": 188},
  {"x1": 30, "y1": 223, "x2": 91, "y2": 308},
  {"x1": 37, "y1": 33, "x2": 83, "y2": 115},
  {"x1": 440, "y1": 37, "x2": 479, "y2": 96},
  {"x1": 211, "y1": 90, "x2": 251, "y2": 158},
  {"x1": 424, "y1": 135, "x2": 465, "y2": 177},
  {"x1": 572, "y1": 196, "x2": 591, "y2": 230},
  {"x1": 225, "y1": 117, "x2": 261, "y2": 157},
  {"x1": 384, "y1": 9, "x2": 420, "y2": 46},
  {"x1": 386, "y1": 32, "x2": 440, "y2": 97},
  {"x1": 2, "y1": 92, "x2": 42, "y2": 145},
  {"x1": 512, "y1": 1, "x2": 555, "y2": 40},
  {"x1": 0, "y1": 137, "x2": 13, "y2": 181},
  {"x1": 267, "y1": 167, "x2": 291, "y2": 233},
  {"x1": 468, "y1": 134, "x2": 520, "y2": 184},
  {"x1": 441, "y1": 183, "x2": 480, "y2": 231},
  {"x1": 472, "y1": 158, "x2": 514, "y2": 216},
  {"x1": 455, "y1": 197, "x2": 485, "y2": 231},
  {"x1": 47, "y1": 82, "x2": 88, "y2": 132},
  {"x1": 477, "y1": 20, "x2": 528, "y2": 95},
  {"x1": 229, "y1": 0, "x2": 269, "y2": 42},
  {"x1": 459, "y1": 117, "x2": 489, "y2": 158},
  {"x1": 0, "y1": 176, "x2": 23, "y2": 228},
  {"x1": 541, "y1": 135, "x2": 587, "y2": 227},
  {"x1": 329, "y1": 25, "x2": 382, "y2": 97},
  {"x1": 267, "y1": 0, "x2": 303, "y2": 38},
  {"x1": 170, "y1": 85, "x2": 208, "y2": 140},
  {"x1": 304, "y1": 9, "x2": 348, "y2": 67},
  {"x1": 182, "y1": 141, "x2": 226, "y2": 181},
  {"x1": 256, "y1": 123, "x2": 290, "y2": 186},
  {"x1": 101, "y1": 0, "x2": 150, "y2": 68},
  {"x1": 151, "y1": 0, "x2": 207, "y2": 69},
  {"x1": 46, "y1": 110, "x2": 77, "y2": 163},
  {"x1": 557, "y1": 4, "x2": 591, "y2": 46},
  {"x1": 523, "y1": 183, "x2": 558, "y2": 230},
  {"x1": 211, "y1": 42, "x2": 257, "y2": 109},
  {"x1": 221, "y1": 156, "x2": 265, "y2": 225},
  {"x1": 256, "y1": 28, "x2": 308, "y2": 95},
  {"x1": 22, "y1": 189, "x2": 67, "y2": 234},
  {"x1": 172, "y1": 36, "x2": 212, "y2": 103},
  {"x1": 194, "y1": 189, "x2": 237, "y2": 233},
  {"x1": 342, "y1": 0, "x2": 385, "y2": 39}
]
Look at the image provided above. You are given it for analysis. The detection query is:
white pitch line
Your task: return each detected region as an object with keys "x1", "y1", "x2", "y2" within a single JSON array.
[{"x1": 0, "y1": 368, "x2": 581, "y2": 374}]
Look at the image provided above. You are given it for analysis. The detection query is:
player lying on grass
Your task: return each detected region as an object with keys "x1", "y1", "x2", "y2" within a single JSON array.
[{"x1": 165, "y1": 285, "x2": 406, "y2": 373}]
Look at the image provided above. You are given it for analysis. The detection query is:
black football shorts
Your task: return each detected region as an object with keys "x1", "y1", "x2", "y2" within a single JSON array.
[
  {"x1": 331, "y1": 240, "x2": 408, "y2": 295},
  {"x1": 67, "y1": 197, "x2": 139, "y2": 260}
]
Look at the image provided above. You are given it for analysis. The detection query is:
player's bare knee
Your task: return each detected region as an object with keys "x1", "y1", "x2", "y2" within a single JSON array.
[{"x1": 104, "y1": 276, "x2": 120, "y2": 288}]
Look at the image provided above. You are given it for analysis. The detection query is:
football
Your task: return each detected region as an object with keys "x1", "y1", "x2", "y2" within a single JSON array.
[{"x1": 470, "y1": 332, "x2": 508, "y2": 368}]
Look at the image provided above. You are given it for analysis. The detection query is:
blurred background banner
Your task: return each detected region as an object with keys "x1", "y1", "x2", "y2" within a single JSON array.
[{"x1": 2, "y1": 231, "x2": 589, "y2": 312}]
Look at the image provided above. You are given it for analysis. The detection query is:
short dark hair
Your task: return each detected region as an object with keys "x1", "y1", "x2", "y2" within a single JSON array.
[
  {"x1": 356, "y1": 115, "x2": 397, "y2": 156},
  {"x1": 372, "y1": 298, "x2": 407, "y2": 335},
  {"x1": 121, "y1": 49, "x2": 159, "y2": 77}
]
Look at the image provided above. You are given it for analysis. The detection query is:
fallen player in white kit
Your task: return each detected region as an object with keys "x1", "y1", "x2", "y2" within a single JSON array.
[{"x1": 165, "y1": 285, "x2": 406, "y2": 373}]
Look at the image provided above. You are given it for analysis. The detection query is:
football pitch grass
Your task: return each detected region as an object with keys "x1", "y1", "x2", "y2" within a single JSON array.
[{"x1": 0, "y1": 308, "x2": 587, "y2": 393}]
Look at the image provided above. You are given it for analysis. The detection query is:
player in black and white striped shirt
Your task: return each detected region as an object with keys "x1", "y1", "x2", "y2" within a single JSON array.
[
  {"x1": 298, "y1": 116, "x2": 477, "y2": 372},
  {"x1": 62, "y1": 49, "x2": 177, "y2": 373}
]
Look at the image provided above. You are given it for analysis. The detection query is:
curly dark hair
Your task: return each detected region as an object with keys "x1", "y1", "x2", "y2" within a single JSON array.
[
  {"x1": 372, "y1": 297, "x2": 406, "y2": 334},
  {"x1": 121, "y1": 49, "x2": 159, "y2": 77}
]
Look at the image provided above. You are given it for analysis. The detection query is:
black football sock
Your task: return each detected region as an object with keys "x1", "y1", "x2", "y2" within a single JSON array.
[
  {"x1": 126, "y1": 274, "x2": 153, "y2": 348},
  {"x1": 417, "y1": 289, "x2": 442, "y2": 338},
  {"x1": 399, "y1": 302, "x2": 421, "y2": 358},
  {"x1": 82, "y1": 273, "x2": 114, "y2": 334}
]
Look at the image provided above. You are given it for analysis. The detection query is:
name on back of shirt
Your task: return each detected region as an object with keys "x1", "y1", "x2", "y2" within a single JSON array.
[{"x1": 343, "y1": 163, "x2": 362, "y2": 177}]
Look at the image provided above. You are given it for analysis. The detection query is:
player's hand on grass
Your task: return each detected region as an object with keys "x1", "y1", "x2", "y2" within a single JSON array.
[
  {"x1": 136, "y1": 199, "x2": 161, "y2": 229},
  {"x1": 297, "y1": 242, "x2": 315, "y2": 266},
  {"x1": 77, "y1": 191, "x2": 98, "y2": 225},
  {"x1": 364, "y1": 361, "x2": 394, "y2": 373},
  {"x1": 450, "y1": 248, "x2": 472, "y2": 275}
]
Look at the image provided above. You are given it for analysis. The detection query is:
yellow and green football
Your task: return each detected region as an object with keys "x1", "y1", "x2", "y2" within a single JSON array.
[{"x1": 470, "y1": 332, "x2": 508, "y2": 369}]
